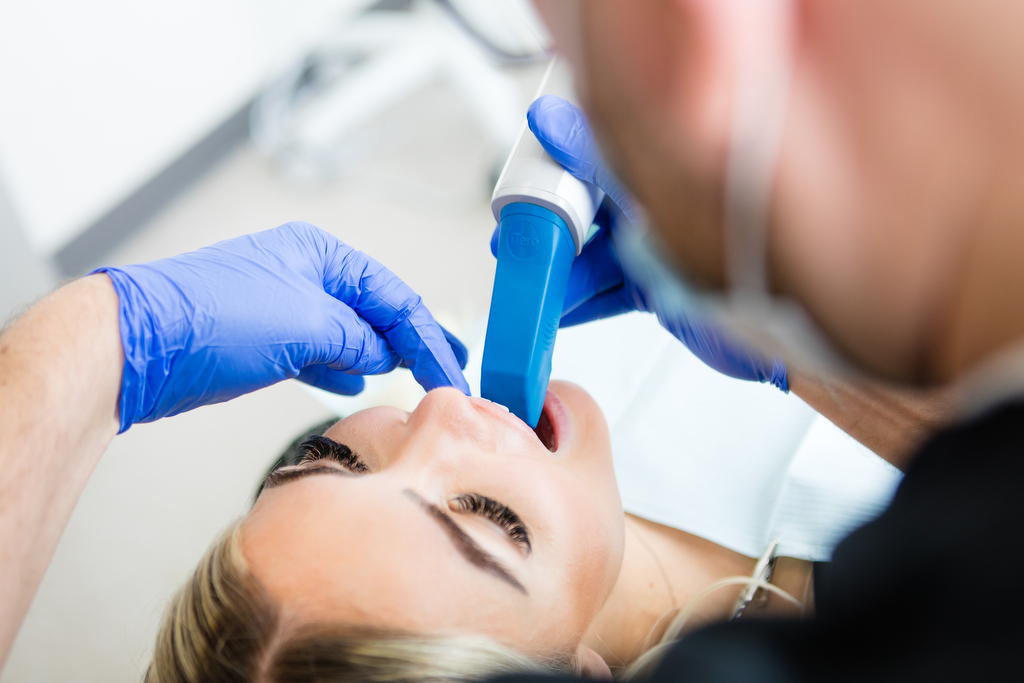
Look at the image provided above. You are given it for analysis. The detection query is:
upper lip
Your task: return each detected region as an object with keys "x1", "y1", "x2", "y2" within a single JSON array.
[
  {"x1": 467, "y1": 396, "x2": 548, "y2": 448},
  {"x1": 467, "y1": 391, "x2": 567, "y2": 453}
]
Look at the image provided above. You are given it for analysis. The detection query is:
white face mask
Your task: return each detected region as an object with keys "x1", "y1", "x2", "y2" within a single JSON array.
[{"x1": 615, "y1": 0, "x2": 854, "y2": 377}]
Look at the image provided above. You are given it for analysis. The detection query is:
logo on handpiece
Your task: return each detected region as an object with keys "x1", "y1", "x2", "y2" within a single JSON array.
[{"x1": 507, "y1": 221, "x2": 542, "y2": 260}]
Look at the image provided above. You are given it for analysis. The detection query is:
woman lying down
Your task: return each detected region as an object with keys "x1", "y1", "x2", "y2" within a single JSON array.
[{"x1": 144, "y1": 378, "x2": 892, "y2": 682}]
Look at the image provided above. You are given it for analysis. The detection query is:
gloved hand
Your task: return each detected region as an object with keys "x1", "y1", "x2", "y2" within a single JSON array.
[
  {"x1": 93, "y1": 221, "x2": 470, "y2": 433},
  {"x1": 491, "y1": 95, "x2": 787, "y2": 391}
]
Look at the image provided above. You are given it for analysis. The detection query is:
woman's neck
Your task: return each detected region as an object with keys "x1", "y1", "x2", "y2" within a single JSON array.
[{"x1": 584, "y1": 514, "x2": 811, "y2": 671}]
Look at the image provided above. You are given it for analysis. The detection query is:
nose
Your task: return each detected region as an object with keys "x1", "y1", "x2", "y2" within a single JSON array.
[{"x1": 411, "y1": 388, "x2": 498, "y2": 454}]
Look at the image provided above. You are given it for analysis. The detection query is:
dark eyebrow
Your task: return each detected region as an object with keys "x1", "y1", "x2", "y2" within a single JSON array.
[
  {"x1": 403, "y1": 489, "x2": 527, "y2": 595},
  {"x1": 261, "y1": 463, "x2": 357, "y2": 489},
  {"x1": 258, "y1": 470, "x2": 528, "y2": 595}
]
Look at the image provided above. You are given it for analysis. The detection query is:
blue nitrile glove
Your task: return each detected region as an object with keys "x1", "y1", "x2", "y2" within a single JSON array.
[
  {"x1": 490, "y1": 94, "x2": 787, "y2": 392},
  {"x1": 92, "y1": 221, "x2": 470, "y2": 433}
]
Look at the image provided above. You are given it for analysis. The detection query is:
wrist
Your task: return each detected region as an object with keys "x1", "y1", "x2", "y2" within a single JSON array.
[
  {"x1": 89, "y1": 266, "x2": 170, "y2": 432},
  {"x1": 770, "y1": 358, "x2": 789, "y2": 392},
  {"x1": 80, "y1": 275, "x2": 125, "y2": 435},
  {"x1": 787, "y1": 369, "x2": 955, "y2": 470}
]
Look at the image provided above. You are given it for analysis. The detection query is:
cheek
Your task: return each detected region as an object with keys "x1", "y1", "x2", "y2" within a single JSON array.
[
  {"x1": 579, "y1": 4, "x2": 729, "y2": 288},
  {"x1": 535, "y1": 0, "x2": 585, "y2": 72},
  {"x1": 772, "y1": 35, "x2": 981, "y2": 381},
  {"x1": 584, "y1": 1, "x2": 676, "y2": 101},
  {"x1": 549, "y1": 383, "x2": 625, "y2": 597},
  {"x1": 556, "y1": 382, "x2": 623, "y2": 531},
  {"x1": 527, "y1": 466, "x2": 625, "y2": 626},
  {"x1": 322, "y1": 407, "x2": 407, "y2": 468}
]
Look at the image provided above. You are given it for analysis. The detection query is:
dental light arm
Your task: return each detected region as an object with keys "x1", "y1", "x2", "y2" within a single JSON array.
[{"x1": 481, "y1": 59, "x2": 604, "y2": 427}]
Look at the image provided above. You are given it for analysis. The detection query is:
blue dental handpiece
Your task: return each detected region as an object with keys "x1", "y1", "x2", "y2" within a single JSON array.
[{"x1": 481, "y1": 59, "x2": 604, "y2": 428}]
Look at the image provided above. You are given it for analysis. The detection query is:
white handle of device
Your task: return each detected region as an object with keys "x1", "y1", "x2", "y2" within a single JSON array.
[{"x1": 490, "y1": 58, "x2": 604, "y2": 255}]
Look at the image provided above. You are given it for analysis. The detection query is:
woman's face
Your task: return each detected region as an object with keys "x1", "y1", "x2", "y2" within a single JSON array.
[{"x1": 242, "y1": 380, "x2": 625, "y2": 662}]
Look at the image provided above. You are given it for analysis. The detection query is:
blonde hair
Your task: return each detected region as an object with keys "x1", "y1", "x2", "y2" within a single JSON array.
[{"x1": 146, "y1": 522, "x2": 570, "y2": 683}]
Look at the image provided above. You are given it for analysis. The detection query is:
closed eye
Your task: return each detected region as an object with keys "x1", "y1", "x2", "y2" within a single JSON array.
[
  {"x1": 298, "y1": 435, "x2": 369, "y2": 473},
  {"x1": 449, "y1": 493, "x2": 531, "y2": 554},
  {"x1": 260, "y1": 436, "x2": 369, "y2": 491}
]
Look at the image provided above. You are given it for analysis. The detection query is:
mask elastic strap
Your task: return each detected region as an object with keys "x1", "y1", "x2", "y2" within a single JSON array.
[{"x1": 723, "y1": 0, "x2": 794, "y2": 296}]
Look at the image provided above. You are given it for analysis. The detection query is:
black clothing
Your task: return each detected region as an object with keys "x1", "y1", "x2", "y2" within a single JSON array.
[{"x1": 498, "y1": 400, "x2": 1024, "y2": 682}]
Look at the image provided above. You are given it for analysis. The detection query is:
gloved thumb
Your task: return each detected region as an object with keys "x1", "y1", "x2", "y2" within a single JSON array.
[{"x1": 528, "y1": 95, "x2": 640, "y2": 224}]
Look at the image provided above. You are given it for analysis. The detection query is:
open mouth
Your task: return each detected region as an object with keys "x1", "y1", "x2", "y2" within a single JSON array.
[{"x1": 533, "y1": 402, "x2": 558, "y2": 453}]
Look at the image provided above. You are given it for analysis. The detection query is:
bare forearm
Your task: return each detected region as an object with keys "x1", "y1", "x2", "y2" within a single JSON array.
[
  {"x1": 0, "y1": 275, "x2": 121, "y2": 666},
  {"x1": 789, "y1": 370, "x2": 955, "y2": 471}
]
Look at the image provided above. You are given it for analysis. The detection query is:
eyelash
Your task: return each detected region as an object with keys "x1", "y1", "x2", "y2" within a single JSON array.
[
  {"x1": 295, "y1": 439, "x2": 528, "y2": 552},
  {"x1": 450, "y1": 493, "x2": 531, "y2": 553},
  {"x1": 298, "y1": 436, "x2": 369, "y2": 473}
]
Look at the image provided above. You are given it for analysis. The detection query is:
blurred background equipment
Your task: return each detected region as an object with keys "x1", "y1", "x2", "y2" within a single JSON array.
[
  {"x1": 0, "y1": 0, "x2": 547, "y2": 308},
  {"x1": 250, "y1": 0, "x2": 547, "y2": 183},
  {"x1": 0, "y1": 0, "x2": 378, "y2": 281}
]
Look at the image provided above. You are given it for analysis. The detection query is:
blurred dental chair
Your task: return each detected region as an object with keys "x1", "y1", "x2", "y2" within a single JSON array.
[{"x1": 250, "y1": 0, "x2": 549, "y2": 182}]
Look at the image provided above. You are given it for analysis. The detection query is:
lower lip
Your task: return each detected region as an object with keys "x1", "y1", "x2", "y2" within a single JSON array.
[{"x1": 541, "y1": 388, "x2": 569, "y2": 453}]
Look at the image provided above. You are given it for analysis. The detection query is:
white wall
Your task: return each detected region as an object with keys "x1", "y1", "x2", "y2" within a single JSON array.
[
  {"x1": 0, "y1": 170, "x2": 56, "y2": 323},
  {"x1": 0, "y1": 0, "x2": 373, "y2": 257}
]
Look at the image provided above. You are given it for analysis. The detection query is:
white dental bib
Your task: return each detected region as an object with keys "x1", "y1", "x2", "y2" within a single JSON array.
[{"x1": 550, "y1": 312, "x2": 902, "y2": 561}]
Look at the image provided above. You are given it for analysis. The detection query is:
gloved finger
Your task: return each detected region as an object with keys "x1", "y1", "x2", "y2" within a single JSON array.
[
  {"x1": 528, "y1": 95, "x2": 640, "y2": 224},
  {"x1": 316, "y1": 295, "x2": 403, "y2": 375},
  {"x1": 490, "y1": 225, "x2": 500, "y2": 258},
  {"x1": 443, "y1": 326, "x2": 469, "y2": 369},
  {"x1": 560, "y1": 286, "x2": 636, "y2": 328},
  {"x1": 656, "y1": 311, "x2": 789, "y2": 391},
  {"x1": 562, "y1": 225, "x2": 625, "y2": 315},
  {"x1": 295, "y1": 365, "x2": 366, "y2": 396},
  {"x1": 319, "y1": 241, "x2": 470, "y2": 394},
  {"x1": 399, "y1": 325, "x2": 469, "y2": 371},
  {"x1": 385, "y1": 309, "x2": 471, "y2": 393}
]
